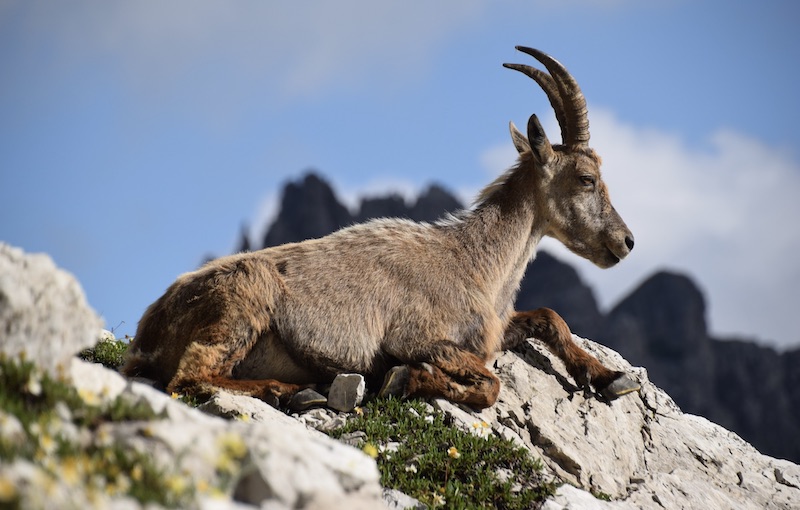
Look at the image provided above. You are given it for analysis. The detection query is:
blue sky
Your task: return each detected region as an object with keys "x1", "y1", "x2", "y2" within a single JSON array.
[{"x1": 2, "y1": 1, "x2": 799, "y2": 350}]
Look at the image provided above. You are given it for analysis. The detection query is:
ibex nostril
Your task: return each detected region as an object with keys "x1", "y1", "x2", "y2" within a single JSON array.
[{"x1": 625, "y1": 236, "x2": 635, "y2": 251}]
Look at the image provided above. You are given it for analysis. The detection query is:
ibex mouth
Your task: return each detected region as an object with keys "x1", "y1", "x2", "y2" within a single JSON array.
[
  {"x1": 596, "y1": 247, "x2": 622, "y2": 269},
  {"x1": 604, "y1": 235, "x2": 633, "y2": 267}
]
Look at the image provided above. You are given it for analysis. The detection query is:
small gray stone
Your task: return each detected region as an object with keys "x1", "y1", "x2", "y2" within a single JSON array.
[
  {"x1": 327, "y1": 373, "x2": 366, "y2": 412},
  {"x1": 288, "y1": 388, "x2": 328, "y2": 412},
  {"x1": 340, "y1": 431, "x2": 368, "y2": 448},
  {"x1": 382, "y1": 488, "x2": 427, "y2": 510}
]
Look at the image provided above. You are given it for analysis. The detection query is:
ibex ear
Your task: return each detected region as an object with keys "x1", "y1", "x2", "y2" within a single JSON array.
[
  {"x1": 509, "y1": 121, "x2": 530, "y2": 154},
  {"x1": 527, "y1": 114, "x2": 555, "y2": 165}
]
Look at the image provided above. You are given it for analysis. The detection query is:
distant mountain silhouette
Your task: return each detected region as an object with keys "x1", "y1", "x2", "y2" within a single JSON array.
[{"x1": 231, "y1": 171, "x2": 800, "y2": 463}]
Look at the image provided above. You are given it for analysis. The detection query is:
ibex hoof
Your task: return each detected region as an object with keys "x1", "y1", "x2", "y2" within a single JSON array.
[
  {"x1": 378, "y1": 365, "x2": 410, "y2": 398},
  {"x1": 600, "y1": 374, "x2": 641, "y2": 401},
  {"x1": 288, "y1": 388, "x2": 328, "y2": 412}
]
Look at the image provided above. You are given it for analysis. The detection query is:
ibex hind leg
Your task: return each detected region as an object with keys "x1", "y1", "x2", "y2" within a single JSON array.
[
  {"x1": 380, "y1": 340, "x2": 500, "y2": 409},
  {"x1": 168, "y1": 324, "x2": 308, "y2": 407},
  {"x1": 503, "y1": 308, "x2": 640, "y2": 400}
]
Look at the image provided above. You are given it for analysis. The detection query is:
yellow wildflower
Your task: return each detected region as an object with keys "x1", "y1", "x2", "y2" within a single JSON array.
[
  {"x1": 196, "y1": 479, "x2": 209, "y2": 494},
  {"x1": 78, "y1": 387, "x2": 101, "y2": 407},
  {"x1": 38, "y1": 433, "x2": 56, "y2": 455},
  {"x1": 0, "y1": 477, "x2": 17, "y2": 502},
  {"x1": 61, "y1": 456, "x2": 82, "y2": 486},
  {"x1": 130, "y1": 464, "x2": 143, "y2": 482},
  {"x1": 217, "y1": 432, "x2": 247, "y2": 459},
  {"x1": 165, "y1": 475, "x2": 188, "y2": 495},
  {"x1": 216, "y1": 454, "x2": 237, "y2": 475},
  {"x1": 447, "y1": 446, "x2": 460, "y2": 459},
  {"x1": 362, "y1": 443, "x2": 379, "y2": 459}
]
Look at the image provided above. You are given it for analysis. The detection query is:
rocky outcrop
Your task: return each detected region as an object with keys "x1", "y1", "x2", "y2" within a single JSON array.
[
  {"x1": 0, "y1": 243, "x2": 103, "y2": 376},
  {"x1": 69, "y1": 361, "x2": 383, "y2": 510},
  {"x1": 480, "y1": 339, "x2": 799, "y2": 509}
]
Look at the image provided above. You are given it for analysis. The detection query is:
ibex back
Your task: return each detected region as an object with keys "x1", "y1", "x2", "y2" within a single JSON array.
[{"x1": 122, "y1": 47, "x2": 639, "y2": 410}]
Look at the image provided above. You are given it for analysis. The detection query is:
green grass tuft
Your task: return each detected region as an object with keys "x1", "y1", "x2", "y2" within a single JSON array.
[
  {"x1": 329, "y1": 398, "x2": 556, "y2": 509},
  {"x1": 78, "y1": 334, "x2": 130, "y2": 369}
]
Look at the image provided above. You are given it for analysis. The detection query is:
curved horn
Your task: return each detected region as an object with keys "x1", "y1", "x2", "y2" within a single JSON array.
[
  {"x1": 502, "y1": 63, "x2": 570, "y2": 144},
  {"x1": 505, "y1": 46, "x2": 590, "y2": 147}
]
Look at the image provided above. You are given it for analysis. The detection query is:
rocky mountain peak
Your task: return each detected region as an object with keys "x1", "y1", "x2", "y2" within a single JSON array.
[
  {"x1": 607, "y1": 271, "x2": 709, "y2": 360},
  {"x1": 262, "y1": 172, "x2": 353, "y2": 248}
]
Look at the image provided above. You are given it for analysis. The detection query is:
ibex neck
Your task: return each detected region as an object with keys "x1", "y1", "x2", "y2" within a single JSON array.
[{"x1": 444, "y1": 164, "x2": 546, "y2": 313}]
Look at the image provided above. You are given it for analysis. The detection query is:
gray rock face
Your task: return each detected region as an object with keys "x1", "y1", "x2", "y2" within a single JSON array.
[
  {"x1": 436, "y1": 336, "x2": 800, "y2": 509},
  {"x1": 0, "y1": 243, "x2": 103, "y2": 376}
]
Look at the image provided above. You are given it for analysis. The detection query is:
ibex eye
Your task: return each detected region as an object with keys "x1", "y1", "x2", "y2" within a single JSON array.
[{"x1": 579, "y1": 175, "x2": 596, "y2": 188}]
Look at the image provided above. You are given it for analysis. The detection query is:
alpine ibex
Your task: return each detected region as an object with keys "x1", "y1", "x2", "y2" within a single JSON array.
[{"x1": 122, "y1": 47, "x2": 639, "y2": 410}]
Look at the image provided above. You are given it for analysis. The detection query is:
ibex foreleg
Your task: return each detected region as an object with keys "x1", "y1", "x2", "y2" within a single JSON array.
[
  {"x1": 503, "y1": 308, "x2": 639, "y2": 400},
  {"x1": 380, "y1": 340, "x2": 500, "y2": 409}
]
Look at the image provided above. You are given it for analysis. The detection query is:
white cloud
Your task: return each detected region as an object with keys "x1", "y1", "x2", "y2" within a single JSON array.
[
  {"x1": 481, "y1": 108, "x2": 800, "y2": 350},
  {"x1": 14, "y1": 1, "x2": 484, "y2": 103}
]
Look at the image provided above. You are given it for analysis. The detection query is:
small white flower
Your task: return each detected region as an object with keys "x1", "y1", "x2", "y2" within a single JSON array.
[
  {"x1": 24, "y1": 372, "x2": 42, "y2": 396},
  {"x1": 471, "y1": 420, "x2": 492, "y2": 439},
  {"x1": 98, "y1": 329, "x2": 115, "y2": 343},
  {"x1": 0, "y1": 412, "x2": 24, "y2": 442}
]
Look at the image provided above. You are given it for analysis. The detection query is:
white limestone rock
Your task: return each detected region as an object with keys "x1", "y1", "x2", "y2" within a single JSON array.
[
  {"x1": 0, "y1": 243, "x2": 103, "y2": 376},
  {"x1": 479, "y1": 336, "x2": 800, "y2": 509}
]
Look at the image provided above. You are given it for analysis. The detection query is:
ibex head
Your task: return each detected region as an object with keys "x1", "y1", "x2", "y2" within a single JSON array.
[{"x1": 505, "y1": 46, "x2": 634, "y2": 269}]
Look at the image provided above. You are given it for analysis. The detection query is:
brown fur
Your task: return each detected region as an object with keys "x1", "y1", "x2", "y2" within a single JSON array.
[{"x1": 122, "y1": 48, "x2": 634, "y2": 409}]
